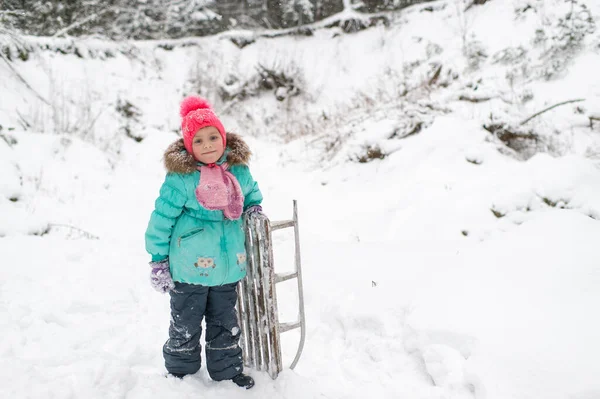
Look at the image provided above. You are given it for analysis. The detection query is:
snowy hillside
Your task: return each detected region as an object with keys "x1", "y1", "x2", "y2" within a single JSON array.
[{"x1": 1, "y1": 1, "x2": 600, "y2": 398}]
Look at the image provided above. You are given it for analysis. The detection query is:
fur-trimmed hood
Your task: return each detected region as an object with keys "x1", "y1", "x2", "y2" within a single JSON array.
[{"x1": 163, "y1": 132, "x2": 251, "y2": 174}]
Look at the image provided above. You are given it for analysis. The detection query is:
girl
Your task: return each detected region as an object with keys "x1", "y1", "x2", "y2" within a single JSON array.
[{"x1": 145, "y1": 96, "x2": 263, "y2": 389}]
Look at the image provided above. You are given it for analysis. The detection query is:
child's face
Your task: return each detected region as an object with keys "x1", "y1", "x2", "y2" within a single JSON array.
[{"x1": 192, "y1": 126, "x2": 224, "y2": 164}]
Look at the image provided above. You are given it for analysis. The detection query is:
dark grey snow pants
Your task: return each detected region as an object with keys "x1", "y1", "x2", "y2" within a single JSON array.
[{"x1": 163, "y1": 282, "x2": 243, "y2": 380}]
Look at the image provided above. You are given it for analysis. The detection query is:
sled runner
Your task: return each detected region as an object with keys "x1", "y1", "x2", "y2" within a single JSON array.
[{"x1": 237, "y1": 200, "x2": 306, "y2": 380}]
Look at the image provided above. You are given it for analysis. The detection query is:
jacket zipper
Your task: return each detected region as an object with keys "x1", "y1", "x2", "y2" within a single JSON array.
[
  {"x1": 220, "y1": 221, "x2": 229, "y2": 285},
  {"x1": 177, "y1": 227, "x2": 204, "y2": 247}
]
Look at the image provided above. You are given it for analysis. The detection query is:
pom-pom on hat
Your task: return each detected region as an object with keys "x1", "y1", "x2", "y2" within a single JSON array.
[{"x1": 180, "y1": 96, "x2": 226, "y2": 155}]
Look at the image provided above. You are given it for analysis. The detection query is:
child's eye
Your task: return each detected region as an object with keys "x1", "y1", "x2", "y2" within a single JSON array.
[
  {"x1": 210, "y1": 135, "x2": 219, "y2": 141},
  {"x1": 194, "y1": 139, "x2": 202, "y2": 144}
]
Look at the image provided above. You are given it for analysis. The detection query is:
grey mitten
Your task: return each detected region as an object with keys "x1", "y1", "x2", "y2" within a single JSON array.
[
  {"x1": 244, "y1": 205, "x2": 263, "y2": 216},
  {"x1": 149, "y1": 258, "x2": 175, "y2": 293}
]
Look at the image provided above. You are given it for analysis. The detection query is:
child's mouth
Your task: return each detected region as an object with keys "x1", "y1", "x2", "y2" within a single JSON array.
[{"x1": 203, "y1": 151, "x2": 216, "y2": 155}]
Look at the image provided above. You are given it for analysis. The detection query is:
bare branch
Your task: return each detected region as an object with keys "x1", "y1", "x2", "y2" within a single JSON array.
[
  {"x1": 15, "y1": 109, "x2": 31, "y2": 130},
  {"x1": 458, "y1": 94, "x2": 493, "y2": 103},
  {"x1": 48, "y1": 224, "x2": 100, "y2": 240},
  {"x1": 0, "y1": 54, "x2": 51, "y2": 105},
  {"x1": 519, "y1": 99, "x2": 585, "y2": 126},
  {"x1": 428, "y1": 65, "x2": 442, "y2": 86},
  {"x1": 52, "y1": 8, "x2": 113, "y2": 38}
]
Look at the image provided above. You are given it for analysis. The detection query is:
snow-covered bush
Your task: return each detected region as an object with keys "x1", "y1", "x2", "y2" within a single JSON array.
[
  {"x1": 256, "y1": 62, "x2": 304, "y2": 101},
  {"x1": 211, "y1": 57, "x2": 305, "y2": 103},
  {"x1": 116, "y1": 99, "x2": 144, "y2": 143},
  {"x1": 282, "y1": 0, "x2": 315, "y2": 27},
  {"x1": 464, "y1": 37, "x2": 488, "y2": 70},
  {"x1": 352, "y1": 144, "x2": 387, "y2": 163},
  {"x1": 491, "y1": 46, "x2": 528, "y2": 65},
  {"x1": 0, "y1": 29, "x2": 31, "y2": 62},
  {"x1": 218, "y1": 72, "x2": 260, "y2": 102},
  {"x1": 483, "y1": 122, "x2": 542, "y2": 160},
  {"x1": 0, "y1": 136, "x2": 21, "y2": 202},
  {"x1": 533, "y1": 0, "x2": 596, "y2": 79},
  {"x1": 551, "y1": 0, "x2": 596, "y2": 53}
]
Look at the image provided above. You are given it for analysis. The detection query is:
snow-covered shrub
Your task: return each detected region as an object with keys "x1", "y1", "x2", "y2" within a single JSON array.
[
  {"x1": 514, "y1": 0, "x2": 538, "y2": 20},
  {"x1": 256, "y1": 62, "x2": 303, "y2": 101},
  {"x1": 7, "y1": 59, "x2": 106, "y2": 148},
  {"x1": 0, "y1": 30, "x2": 31, "y2": 62},
  {"x1": 219, "y1": 55, "x2": 305, "y2": 102},
  {"x1": 319, "y1": 98, "x2": 441, "y2": 164},
  {"x1": 290, "y1": 26, "x2": 315, "y2": 36},
  {"x1": 551, "y1": 0, "x2": 595, "y2": 53},
  {"x1": 491, "y1": 46, "x2": 528, "y2": 65},
  {"x1": 426, "y1": 42, "x2": 444, "y2": 58},
  {"x1": 47, "y1": 71, "x2": 95, "y2": 138},
  {"x1": 326, "y1": 15, "x2": 371, "y2": 33},
  {"x1": 452, "y1": 0, "x2": 474, "y2": 53},
  {"x1": 326, "y1": 14, "x2": 391, "y2": 34},
  {"x1": 483, "y1": 122, "x2": 542, "y2": 160},
  {"x1": 282, "y1": 0, "x2": 315, "y2": 27},
  {"x1": 352, "y1": 144, "x2": 387, "y2": 163},
  {"x1": 0, "y1": 130, "x2": 17, "y2": 146},
  {"x1": 533, "y1": 0, "x2": 596, "y2": 79},
  {"x1": 218, "y1": 73, "x2": 259, "y2": 102},
  {"x1": 0, "y1": 138, "x2": 21, "y2": 202},
  {"x1": 0, "y1": 41, "x2": 30, "y2": 62},
  {"x1": 116, "y1": 99, "x2": 144, "y2": 143},
  {"x1": 464, "y1": 38, "x2": 488, "y2": 70}
]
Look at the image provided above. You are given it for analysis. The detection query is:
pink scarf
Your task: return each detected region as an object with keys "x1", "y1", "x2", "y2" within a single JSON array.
[{"x1": 195, "y1": 163, "x2": 244, "y2": 220}]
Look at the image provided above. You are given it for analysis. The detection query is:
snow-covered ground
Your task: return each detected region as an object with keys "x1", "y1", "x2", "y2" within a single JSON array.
[{"x1": 1, "y1": 1, "x2": 600, "y2": 398}]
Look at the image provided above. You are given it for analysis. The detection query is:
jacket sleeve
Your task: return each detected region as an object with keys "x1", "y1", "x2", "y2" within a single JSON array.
[
  {"x1": 145, "y1": 173, "x2": 187, "y2": 262},
  {"x1": 239, "y1": 165, "x2": 263, "y2": 210}
]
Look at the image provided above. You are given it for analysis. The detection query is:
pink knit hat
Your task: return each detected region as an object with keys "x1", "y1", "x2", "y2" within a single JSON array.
[{"x1": 180, "y1": 96, "x2": 226, "y2": 155}]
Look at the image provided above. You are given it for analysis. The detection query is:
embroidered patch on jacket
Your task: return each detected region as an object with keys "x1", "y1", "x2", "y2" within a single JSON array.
[
  {"x1": 236, "y1": 253, "x2": 247, "y2": 272},
  {"x1": 236, "y1": 253, "x2": 247, "y2": 264},
  {"x1": 194, "y1": 257, "x2": 216, "y2": 277}
]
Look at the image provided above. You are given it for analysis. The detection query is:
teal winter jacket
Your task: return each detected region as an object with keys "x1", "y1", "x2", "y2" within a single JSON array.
[{"x1": 145, "y1": 133, "x2": 262, "y2": 286}]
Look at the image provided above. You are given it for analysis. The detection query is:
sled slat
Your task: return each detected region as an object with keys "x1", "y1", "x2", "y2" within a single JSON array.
[
  {"x1": 250, "y1": 218, "x2": 267, "y2": 371},
  {"x1": 244, "y1": 219, "x2": 263, "y2": 370},
  {"x1": 275, "y1": 271, "x2": 298, "y2": 283},
  {"x1": 271, "y1": 220, "x2": 295, "y2": 231},
  {"x1": 279, "y1": 321, "x2": 301, "y2": 333},
  {"x1": 254, "y1": 217, "x2": 282, "y2": 379},
  {"x1": 236, "y1": 281, "x2": 251, "y2": 367}
]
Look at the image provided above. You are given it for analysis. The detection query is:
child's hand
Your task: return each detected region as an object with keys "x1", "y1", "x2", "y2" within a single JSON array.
[
  {"x1": 149, "y1": 258, "x2": 175, "y2": 293},
  {"x1": 244, "y1": 205, "x2": 263, "y2": 216}
]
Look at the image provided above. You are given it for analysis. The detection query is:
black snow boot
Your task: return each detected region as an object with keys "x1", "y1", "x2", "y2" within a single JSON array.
[
  {"x1": 167, "y1": 372, "x2": 186, "y2": 379},
  {"x1": 231, "y1": 373, "x2": 255, "y2": 389}
]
